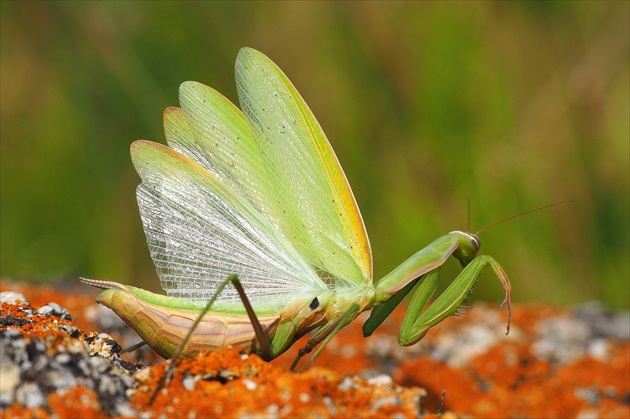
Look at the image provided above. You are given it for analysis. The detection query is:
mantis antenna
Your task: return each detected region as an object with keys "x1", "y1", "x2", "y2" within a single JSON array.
[{"x1": 475, "y1": 201, "x2": 571, "y2": 235}]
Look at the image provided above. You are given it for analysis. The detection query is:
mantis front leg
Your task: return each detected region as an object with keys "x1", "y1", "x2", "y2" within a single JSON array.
[
  {"x1": 399, "y1": 255, "x2": 512, "y2": 346},
  {"x1": 365, "y1": 231, "x2": 513, "y2": 344}
]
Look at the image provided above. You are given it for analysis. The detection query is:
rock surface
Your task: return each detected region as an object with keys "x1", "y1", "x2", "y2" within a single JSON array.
[{"x1": 0, "y1": 280, "x2": 628, "y2": 418}]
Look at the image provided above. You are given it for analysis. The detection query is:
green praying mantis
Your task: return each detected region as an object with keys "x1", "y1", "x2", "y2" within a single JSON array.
[{"x1": 82, "y1": 47, "x2": 557, "y2": 374}]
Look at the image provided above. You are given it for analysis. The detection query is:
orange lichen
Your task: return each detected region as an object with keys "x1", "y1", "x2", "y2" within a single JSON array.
[
  {"x1": 0, "y1": 406, "x2": 50, "y2": 419},
  {"x1": 47, "y1": 386, "x2": 106, "y2": 419},
  {"x1": 394, "y1": 330, "x2": 630, "y2": 418},
  {"x1": 132, "y1": 347, "x2": 424, "y2": 418},
  {"x1": 0, "y1": 387, "x2": 109, "y2": 419}
]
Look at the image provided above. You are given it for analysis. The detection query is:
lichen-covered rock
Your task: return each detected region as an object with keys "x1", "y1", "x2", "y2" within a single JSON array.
[
  {"x1": 1, "y1": 282, "x2": 628, "y2": 418},
  {"x1": 0, "y1": 293, "x2": 138, "y2": 417},
  {"x1": 0, "y1": 286, "x2": 432, "y2": 418}
]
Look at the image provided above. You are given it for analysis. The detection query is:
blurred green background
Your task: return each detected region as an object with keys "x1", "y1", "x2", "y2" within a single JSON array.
[{"x1": 1, "y1": 1, "x2": 628, "y2": 308}]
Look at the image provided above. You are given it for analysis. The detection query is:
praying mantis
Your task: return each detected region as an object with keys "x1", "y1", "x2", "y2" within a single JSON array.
[{"x1": 82, "y1": 47, "x2": 524, "y2": 372}]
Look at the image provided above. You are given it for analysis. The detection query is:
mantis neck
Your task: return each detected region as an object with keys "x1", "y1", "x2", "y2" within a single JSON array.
[{"x1": 372, "y1": 233, "x2": 469, "y2": 302}]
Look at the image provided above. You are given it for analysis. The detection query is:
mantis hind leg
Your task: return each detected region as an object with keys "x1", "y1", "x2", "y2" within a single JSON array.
[
  {"x1": 149, "y1": 274, "x2": 272, "y2": 405},
  {"x1": 398, "y1": 256, "x2": 512, "y2": 346}
]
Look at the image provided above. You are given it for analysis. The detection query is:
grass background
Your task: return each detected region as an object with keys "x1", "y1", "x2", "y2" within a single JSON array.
[{"x1": 2, "y1": 1, "x2": 628, "y2": 308}]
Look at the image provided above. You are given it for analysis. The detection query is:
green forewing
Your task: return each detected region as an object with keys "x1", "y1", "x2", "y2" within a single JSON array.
[
  {"x1": 134, "y1": 47, "x2": 372, "y2": 306},
  {"x1": 235, "y1": 48, "x2": 372, "y2": 287}
]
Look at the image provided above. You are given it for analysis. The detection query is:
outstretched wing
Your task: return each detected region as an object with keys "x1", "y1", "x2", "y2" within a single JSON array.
[
  {"x1": 235, "y1": 48, "x2": 372, "y2": 287},
  {"x1": 165, "y1": 48, "x2": 372, "y2": 290},
  {"x1": 131, "y1": 140, "x2": 324, "y2": 307}
]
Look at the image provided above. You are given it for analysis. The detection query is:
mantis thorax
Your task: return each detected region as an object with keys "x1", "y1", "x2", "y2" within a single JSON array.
[{"x1": 324, "y1": 286, "x2": 376, "y2": 318}]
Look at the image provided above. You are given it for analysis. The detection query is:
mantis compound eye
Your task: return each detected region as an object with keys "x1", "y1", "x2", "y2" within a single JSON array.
[{"x1": 471, "y1": 234, "x2": 480, "y2": 252}]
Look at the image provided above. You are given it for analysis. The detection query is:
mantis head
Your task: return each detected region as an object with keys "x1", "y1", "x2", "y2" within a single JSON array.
[{"x1": 449, "y1": 231, "x2": 481, "y2": 268}]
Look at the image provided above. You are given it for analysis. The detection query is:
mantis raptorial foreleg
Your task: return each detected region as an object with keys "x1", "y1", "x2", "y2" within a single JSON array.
[
  {"x1": 397, "y1": 270, "x2": 441, "y2": 342},
  {"x1": 362, "y1": 231, "x2": 513, "y2": 347},
  {"x1": 398, "y1": 256, "x2": 512, "y2": 346}
]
